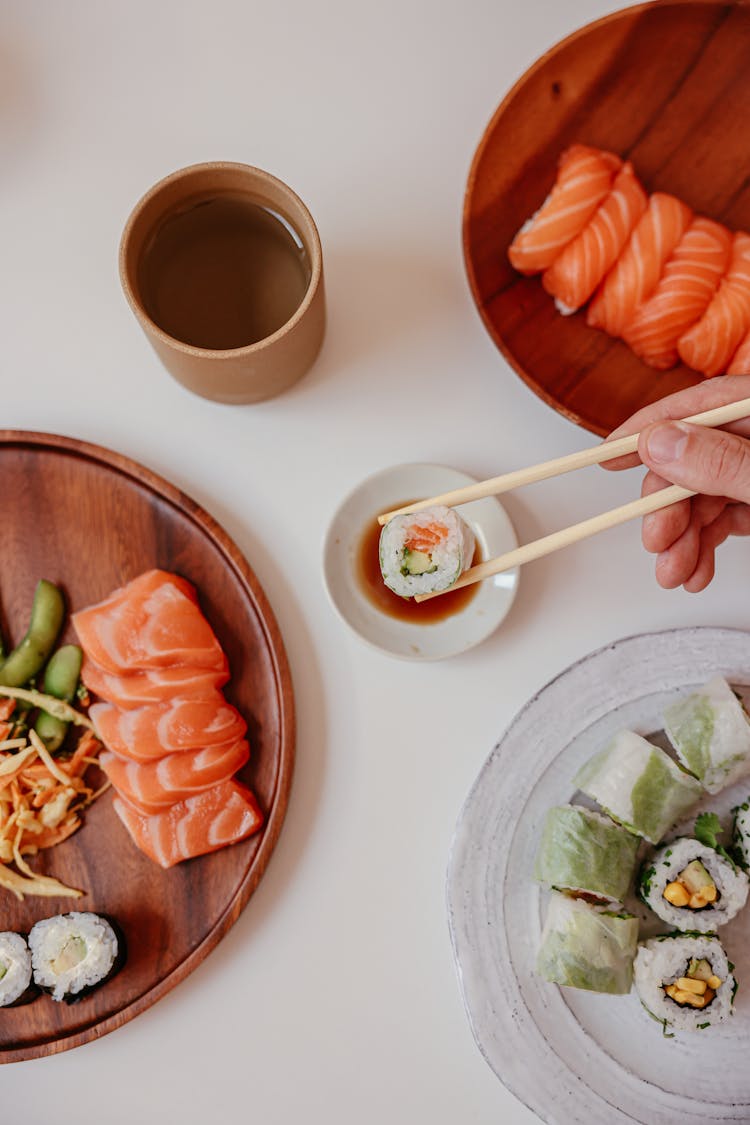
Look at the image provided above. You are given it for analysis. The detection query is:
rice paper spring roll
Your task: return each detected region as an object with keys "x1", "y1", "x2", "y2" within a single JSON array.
[
  {"x1": 533, "y1": 805, "x2": 640, "y2": 904},
  {"x1": 634, "y1": 933, "x2": 736, "y2": 1032},
  {"x1": 379, "y1": 505, "x2": 475, "y2": 599},
  {"x1": 639, "y1": 836, "x2": 749, "y2": 932},
  {"x1": 663, "y1": 675, "x2": 750, "y2": 794},
  {"x1": 573, "y1": 730, "x2": 702, "y2": 844},
  {"x1": 536, "y1": 891, "x2": 638, "y2": 994}
]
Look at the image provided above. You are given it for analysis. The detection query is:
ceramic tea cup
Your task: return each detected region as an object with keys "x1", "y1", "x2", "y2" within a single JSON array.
[{"x1": 119, "y1": 161, "x2": 325, "y2": 404}]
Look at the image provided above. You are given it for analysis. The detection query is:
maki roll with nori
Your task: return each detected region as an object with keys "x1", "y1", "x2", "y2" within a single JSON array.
[
  {"x1": 733, "y1": 797, "x2": 750, "y2": 867},
  {"x1": 634, "y1": 933, "x2": 736, "y2": 1032},
  {"x1": 663, "y1": 675, "x2": 750, "y2": 794},
  {"x1": 573, "y1": 730, "x2": 702, "y2": 844},
  {"x1": 537, "y1": 892, "x2": 638, "y2": 994},
  {"x1": 378, "y1": 505, "x2": 475, "y2": 598},
  {"x1": 533, "y1": 805, "x2": 640, "y2": 905},
  {"x1": 0, "y1": 932, "x2": 33, "y2": 1007},
  {"x1": 28, "y1": 912, "x2": 122, "y2": 1002},
  {"x1": 639, "y1": 837, "x2": 748, "y2": 932}
]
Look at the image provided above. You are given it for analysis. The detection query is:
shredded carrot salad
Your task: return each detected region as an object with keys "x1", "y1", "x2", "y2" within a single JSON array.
[{"x1": 0, "y1": 698, "x2": 107, "y2": 900}]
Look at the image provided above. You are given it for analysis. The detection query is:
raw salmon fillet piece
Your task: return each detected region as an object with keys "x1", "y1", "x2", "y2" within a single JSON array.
[
  {"x1": 73, "y1": 569, "x2": 228, "y2": 676},
  {"x1": 100, "y1": 739, "x2": 250, "y2": 813},
  {"x1": 587, "y1": 193, "x2": 693, "y2": 337},
  {"x1": 727, "y1": 326, "x2": 750, "y2": 374},
  {"x1": 89, "y1": 695, "x2": 247, "y2": 761},
  {"x1": 508, "y1": 144, "x2": 622, "y2": 275},
  {"x1": 542, "y1": 162, "x2": 648, "y2": 313},
  {"x1": 81, "y1": 659, "x2": 229, "y2": 709},
  {"x1": 622, "y1": 217, "x2": 732, "y2": 369},
  {"x1": 112, "y1": 780, "x2": 263, "y2": 868},
  {"x1": 677, "y1": 231, "x2": 750, "y2": 377}
]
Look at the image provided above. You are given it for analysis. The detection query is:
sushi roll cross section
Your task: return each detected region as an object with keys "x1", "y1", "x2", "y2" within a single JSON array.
[
  {"x1": 663, "y1": 675, "x2": 750, "y2": 794},
  {"x1": 378, "y1": 505, "x2": 475, "y2": 599},
  {"x1": 639, "y1": 837, "x2": 749, "y2": 932},
  {"x1": 734, "y1": 798, "x2": 750, "y2": 867},
  {"x1": 536, "y1": 891, "x2": 638, "y2": 995},
  {"x1": 533, "y1": 805, "x2": 640, "y2": 905},
  {"x1": 28, "y1": 911, "x2": 121, "y2": 1003},
  {"x1": 0, "y1": 931, "x2": 33, "y2": 1007},
  {"x1": 573, "y1": 730, "x2": 702, "y2": 844},
  {"x1": 634, "y1": 933, "x2": 735, "y2": 1031}
]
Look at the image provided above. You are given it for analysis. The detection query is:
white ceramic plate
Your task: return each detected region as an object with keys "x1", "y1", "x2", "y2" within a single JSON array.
[
  {"x1": 447, "y1": 627, "x2": 750, "y2": 1124},
  {"x1": 322, "y1": 463, "x2": 518, "y2": 661}
]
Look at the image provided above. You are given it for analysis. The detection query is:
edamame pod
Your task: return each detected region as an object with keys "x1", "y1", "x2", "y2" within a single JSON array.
[
  {"x1": 0, "y1": 581, "x2": 65, "y2": 688},
  {"x1": 34, "y1": 644, "x2": 83, "y2": 752}
]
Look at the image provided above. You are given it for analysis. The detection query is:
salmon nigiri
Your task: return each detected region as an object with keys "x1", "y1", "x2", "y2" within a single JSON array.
[
  {"x1": 727, "y1": 326, "x2": 750, "y2": 374},
  {"x1": 112, "y1": 780, "x2": 263, "y2": 868},
  {"x1": 72, "y1": 569, "x2": 228, "y2": 676},
  {"x1": 507, "y1": 144, "x2": 622, "y2": 275},
  {"x1": 89, "y1": 695, "x2": 247, "y2": 761},
  {"x1": 622, "y1": 217, "x2": 733, "y2": 370},
  {"x1": 542, "y1": 162, "x2": 648, "y2": 314},
  {"x1": 100, "y1": 739, "x2": 250, "y2": 813},
  {"x1": 677, "y1": 231, "x2": 750, "y2": 377},
  {"x1": 586, "y1": 193, "x2": 693, "y2": 337}
]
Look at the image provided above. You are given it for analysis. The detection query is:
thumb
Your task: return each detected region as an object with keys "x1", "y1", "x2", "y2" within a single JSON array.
[{"x1": 640, "y1": 420, "x2": 750, "y2": 502}]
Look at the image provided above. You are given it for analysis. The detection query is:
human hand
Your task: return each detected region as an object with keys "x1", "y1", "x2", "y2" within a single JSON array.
[{"x1": 604, "y1": 375, "x2": 750, "y2": 592}]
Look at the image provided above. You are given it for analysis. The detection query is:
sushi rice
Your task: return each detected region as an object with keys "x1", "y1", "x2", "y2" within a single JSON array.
[
  {"x1": 28, "y1": 911, "x2": 119, "y2": 1002},
  {"x1": 634, "y1": 933, "x2": 736, "y2": 1032},
  {"x1": 0, "y1": 932, "x2": 33, "y2": 1007},
  {"x1": 734, "y1": 797, "x2": 750, "y2": 866},
  {"x1": 639, "y1": 837, "x2": 749, "y2": 932},
  {"x1": 378, "y1": 505, "x2": 475, "y2": 599}
]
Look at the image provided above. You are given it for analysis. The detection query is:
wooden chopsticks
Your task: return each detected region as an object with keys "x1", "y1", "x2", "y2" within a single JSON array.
[{"x1": 374, "y1": 396, "x2": 750, "y2": 602}]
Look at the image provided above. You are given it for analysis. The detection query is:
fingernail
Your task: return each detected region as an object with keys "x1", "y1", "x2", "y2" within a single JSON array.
[{"x1": 644, "y1": 421, "x2": 689, "y2": 464}]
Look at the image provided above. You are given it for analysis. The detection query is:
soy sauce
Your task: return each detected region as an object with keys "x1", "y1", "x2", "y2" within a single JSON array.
[{"x1": 356, "y1": 505, "x2": 480, "y2": 624}]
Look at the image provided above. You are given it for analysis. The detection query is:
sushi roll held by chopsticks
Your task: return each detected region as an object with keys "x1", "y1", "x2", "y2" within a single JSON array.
[{"x1": 379, "y1": 506, "x2": 475, "y2": 599}]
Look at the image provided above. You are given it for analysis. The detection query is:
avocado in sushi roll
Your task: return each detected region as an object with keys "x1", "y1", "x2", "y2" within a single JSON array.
[{"x1": 28, "y1": 911, "x2": 122, "y2": 1003}]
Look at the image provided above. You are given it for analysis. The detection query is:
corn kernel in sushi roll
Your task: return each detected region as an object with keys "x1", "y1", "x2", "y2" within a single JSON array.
[
  {"x1": 573, "y1": 730, "x2": 701, "y2": 844},
  {"x1": 379, "y1": 505, "x2": 475, "y2": 599},
  {"x1": 634, "y1": 933, "x2": 736, "y2": 1032},
  {"x1": 639, "y1": 837, "x2": 749, "y2": 932},
  {"x1": 663, "y1": 676, "x2": 750, "y2": 794},
  {"x1": 533, "y1": 805, "x2": 640, "y2": 905},
  {"x1": 536, "y1": 891, "x2": 638, "y2": 994}
]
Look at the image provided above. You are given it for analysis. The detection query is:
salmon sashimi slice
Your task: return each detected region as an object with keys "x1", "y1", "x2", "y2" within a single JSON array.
[
  {"x1": 542, "y1": 162, "x2": 648, "y2": 314},
  {"x1": 89, "y1": 695, "x2": 247, "y2": 761},
  {"x1": 677, "y1": 231, "x2": 750, "y2": 377},
  {"x1": 100, "y1": 739, "x2": 250, "y2": 813},
  {"x1": 622, "y1": 217, "x2": 733, "y2": 370},
  {"x1": 73, "y1": 569, "x2": 228, "y2": 676},
  {"x1": 81, "y1": 658, "x2": 229, "y2": 708},
  {"x1": 508, "y1": 144, "x2": 622, "y2": 275},
  {"x1": 727, "y1": 326, "x2": 750, "y2": 374},
  {"x1": 112, "y1": 779, "x2": 263, "y2": 868},
  {"x1": 586, "y1": 193, "x2": 693, "y2": 337}
]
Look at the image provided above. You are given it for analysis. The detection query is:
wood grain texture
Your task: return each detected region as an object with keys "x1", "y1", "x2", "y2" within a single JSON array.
[
  {"x1": 463, "y1": 1, "x2": 750, "y2": 436},
  {"x1": 0, "y1": 431, "x2": 295, "y2": 1062}
]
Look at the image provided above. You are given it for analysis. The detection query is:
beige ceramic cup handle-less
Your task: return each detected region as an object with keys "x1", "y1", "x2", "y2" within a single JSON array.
[{"x1": 119, "y1": 161, "x2": 325, "y2": 404}]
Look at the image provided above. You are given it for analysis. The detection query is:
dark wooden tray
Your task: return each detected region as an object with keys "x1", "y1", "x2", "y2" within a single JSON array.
[
  {"x1": 463, "y1": 0, "x2": 750, "y2": 436},
  {"x1": 0, "y1": 431, "x2": 295, "y2": 1062}
]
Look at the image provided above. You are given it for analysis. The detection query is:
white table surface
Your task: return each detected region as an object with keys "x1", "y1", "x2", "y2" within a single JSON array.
[{"x1": 3, "y1": 2, "x2": 748, "y2": 1121}]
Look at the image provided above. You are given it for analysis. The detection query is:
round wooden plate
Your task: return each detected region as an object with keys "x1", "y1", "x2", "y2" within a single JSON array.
[
  {"x1": 0, "y1": 431, "x2": 295, "y2": 1062},
  {"x1": 463, "y1": 1, "x2": 750, "y2": 437}
]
